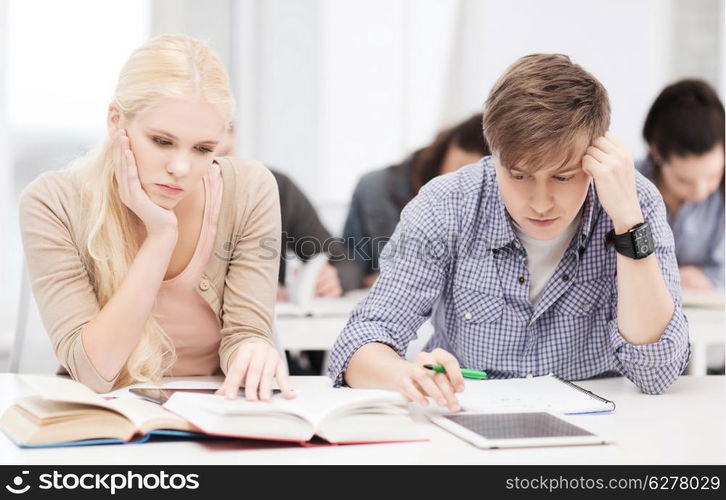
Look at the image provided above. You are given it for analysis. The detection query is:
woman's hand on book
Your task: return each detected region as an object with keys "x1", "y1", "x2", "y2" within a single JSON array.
[
  {"x1": 113, "y1": 129, "x2": 179, "y2": 237},
  {"x1": 394, "y1": 349, "x2": 464, "y2": 413},
  {"x1": 217, "y1": 339, "x2": 295, "y2": 401}
]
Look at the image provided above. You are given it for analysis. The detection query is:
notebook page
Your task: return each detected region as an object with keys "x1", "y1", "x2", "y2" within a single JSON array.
[{"x1": 456, "y1": 375, "x2": 613, "y2": 414}]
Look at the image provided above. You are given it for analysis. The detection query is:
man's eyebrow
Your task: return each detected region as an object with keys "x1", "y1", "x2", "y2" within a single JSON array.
[{"x1": 147, "y1": 128, "x2": 219, "y2": 146}]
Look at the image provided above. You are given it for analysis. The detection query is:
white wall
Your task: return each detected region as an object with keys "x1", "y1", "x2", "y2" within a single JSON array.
[
  {"x1": 671, "y1": 0, "x2": 724, "y2": 90},
  {"x1": 151, "y1": 0, "x2": 235, "y2": 80},
  {"x1": 2, "y1": 0, "x2": 151, "y2": 350},
  {"x1": 444, "y1": 0, "x2": 675, "y2": 159},
  {"x1": 0, "y1": 0, "x2": 13, "y2": 358},
  {"x1": 234, "y1": 0, "x2": 462, "y2": 232},
  {"x1": 234, "y1": 0, "x2": 723, "y2": 235},
  {"x1": 319, "y1": 0, "x2": 461, "y2": 211},
  {"x1": 8, "y1": 0, "x2": 150, "y2": 135},
  {"x1": 0, "y1": 0, "x2": 9, "y2": 223}
]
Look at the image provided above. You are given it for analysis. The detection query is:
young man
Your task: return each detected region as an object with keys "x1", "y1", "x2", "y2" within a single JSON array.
[{"x1": 328, "y1": 54, "x2": 690, "y2": 411}]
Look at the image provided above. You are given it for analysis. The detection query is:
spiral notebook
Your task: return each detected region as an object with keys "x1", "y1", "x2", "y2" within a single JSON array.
[{"x1": 454, "y1": 374, "x2": 616, "y2": 415}]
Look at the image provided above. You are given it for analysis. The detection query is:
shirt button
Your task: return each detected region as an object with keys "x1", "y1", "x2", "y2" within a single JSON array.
[
  {"x1": 581, "y1": 303, "x2": 592, "y2": 313},
  {"x1": 514, "y1": 240, "x2": 521, "y2": 249},
  {"x1": 561, "y1": 273, "x2": 570, "y2": 282},
  {"x1": 517, "y1": 276, "x2": 525, "y2": 284},
  {"x1": 199, "y1": 279, "x2": 210, "y2": 291},
  {"x1": 464, "y1": 311, "x2": 473, "y2": 321}
]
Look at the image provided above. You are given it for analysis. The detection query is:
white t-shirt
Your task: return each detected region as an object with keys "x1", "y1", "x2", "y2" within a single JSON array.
[{"x1": 514, "y1": 212, "x2": 582, "y2": 305}]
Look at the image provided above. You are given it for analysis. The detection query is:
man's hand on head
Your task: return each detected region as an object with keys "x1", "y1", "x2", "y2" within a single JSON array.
[{"x1": 582, "y1": 132, "x2": 644, "y2": 233}]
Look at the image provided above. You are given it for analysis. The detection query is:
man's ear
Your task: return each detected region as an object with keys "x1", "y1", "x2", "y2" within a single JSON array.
[
  {"x1": 107, "y1": 102, "x2": 122, "y2": 134},
  {"x1": 649, "y1": 144, "x2": 664, "y2": 164}
]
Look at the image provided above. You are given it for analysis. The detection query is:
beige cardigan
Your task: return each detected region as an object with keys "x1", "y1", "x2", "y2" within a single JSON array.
[{"x1": 18, "y1": 157, "x2": 281, "y2": 392}]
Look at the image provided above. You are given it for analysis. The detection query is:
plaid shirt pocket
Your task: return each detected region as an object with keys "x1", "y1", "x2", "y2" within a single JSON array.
[
  {"x1": 552, "y1": 278, "x2": 610, "y2": 317},
  {"x1": 452, "y1": 286, "x2": 506, "y2": 324}
]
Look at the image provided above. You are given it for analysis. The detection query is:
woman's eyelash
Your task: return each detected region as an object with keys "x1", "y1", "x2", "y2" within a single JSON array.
[
  {"x1": 152, "y1": 136, "x2": 213, "y2": 153},
  {"x1": 554, "y1": 176, "x2": 572, "y2": 182},
  {"x1": 152, "y1": 136, "x2": 172, "y2": 146}
]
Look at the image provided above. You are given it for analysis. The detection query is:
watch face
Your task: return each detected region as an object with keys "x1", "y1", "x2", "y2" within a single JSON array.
[{"x1": 631, "y1": 224, "x2": 654, "y2": 258}]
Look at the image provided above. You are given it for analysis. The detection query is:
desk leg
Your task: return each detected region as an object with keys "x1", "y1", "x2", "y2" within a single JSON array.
[
  {"x1": 688, "y1": 342, "x2": 708, "y2": 376},
  {"x1": 321, "y1": 350, "x2": 330, "y2": 375}
]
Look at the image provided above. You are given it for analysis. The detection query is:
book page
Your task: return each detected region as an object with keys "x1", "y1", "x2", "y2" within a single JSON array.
[
  {"x1": 106, "y1": 398, "x2": 194, "y2": 434},
  {"x1": 2, "y1": 400, "x2": 136, "y2": 445},
  {"x1": 16, "y1": 397, "x2": 112, "y2": 421},
  {"x1": 272, "y1": 388, "x2": 408, "y2": 428},
  {"x1": 166, "y1": 388, "x2": 406, "y2": 430},
  {"x1": 162, "y1": 392, "x2": 313, "y2": 441},
  {"x1": 20, "y1": 375, "x2": 111, "y2": 409},
  {"x1": 455, "y1": 375, "x2": 613, "y2": 414}
]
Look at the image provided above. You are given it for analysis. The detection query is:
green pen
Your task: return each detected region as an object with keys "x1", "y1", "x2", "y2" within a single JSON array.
[{"x1": 424, "y1": 364, "x2": 488, "y2": 380}]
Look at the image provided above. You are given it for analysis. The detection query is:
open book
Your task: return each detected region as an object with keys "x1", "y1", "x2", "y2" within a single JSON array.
[
  {"x1": 162, "y1": 388, "x2": 422, "y2": 444},
  {"x1": 0, "y1": 376, "x2": 198, "y2": 448}
]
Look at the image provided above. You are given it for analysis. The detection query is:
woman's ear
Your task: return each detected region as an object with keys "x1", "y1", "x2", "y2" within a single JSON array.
[{"x1": 107, "y1": 103, "x2": 121, "y2": 134}]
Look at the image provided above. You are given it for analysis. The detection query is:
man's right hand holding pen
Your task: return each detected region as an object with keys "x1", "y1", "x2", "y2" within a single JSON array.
[
  {"x1": 397, "y1": 348, "x2": 471, "y2": 413},
  {"x1": 345, "y1": 344, "x2": 487, "y2": 414}
]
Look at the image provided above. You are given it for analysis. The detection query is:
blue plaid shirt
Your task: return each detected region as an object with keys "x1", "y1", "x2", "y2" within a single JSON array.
[{"x1": 329, "y1": 156, "x2": 691, "y2": 394}]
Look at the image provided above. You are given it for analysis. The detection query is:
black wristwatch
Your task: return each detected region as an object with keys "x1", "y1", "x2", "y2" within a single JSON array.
[{"x1": 605, "y1": 222, "x2": 654, "y2": 259}]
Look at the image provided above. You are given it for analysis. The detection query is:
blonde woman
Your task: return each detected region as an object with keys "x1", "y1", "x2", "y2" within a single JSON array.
[{"x1": 19, "y1": 35, "x2": 294, "y2": 400}]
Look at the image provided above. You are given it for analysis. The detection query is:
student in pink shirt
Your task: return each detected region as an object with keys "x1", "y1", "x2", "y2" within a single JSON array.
[{"x1": 19, "y1": 35, "x2": 294, "y2": 401}]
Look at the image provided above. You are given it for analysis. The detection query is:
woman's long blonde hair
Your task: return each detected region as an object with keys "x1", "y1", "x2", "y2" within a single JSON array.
[{"x1": 68, "y1": 35, "x2": 235, "y2": 388}]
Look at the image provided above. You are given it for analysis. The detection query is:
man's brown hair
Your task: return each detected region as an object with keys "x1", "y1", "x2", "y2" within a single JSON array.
[{"x1": 483, "y1": 54, "x2": 610, "y2": 171}]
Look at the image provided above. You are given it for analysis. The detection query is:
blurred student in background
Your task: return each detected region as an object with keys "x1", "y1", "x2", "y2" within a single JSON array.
[
  {"x1": 217, "y1": 126, "x2": 361, "y2": 375},
  {"x1": 218, "y1": 124, "x2": 361, "y2": 300},
  {"x1": 638, "y1": 79, "x2": 725, "y2": 291},
  {"x1": 343, "y1": 114, "x2": 490, "y2": 288}
]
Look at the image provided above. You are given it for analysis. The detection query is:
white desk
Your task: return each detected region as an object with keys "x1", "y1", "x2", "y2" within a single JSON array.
[
  {"x1": 275, "y1": 290, "x2": 364, "y2": 351},
  {"x1": 1, "y1": 374, "x2": 723, "y2": 465}
]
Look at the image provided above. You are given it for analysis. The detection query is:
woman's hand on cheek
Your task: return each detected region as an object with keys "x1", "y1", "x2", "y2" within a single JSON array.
[
  {"x1": 216, "y1": 338, "x2": 295, "y2": 401},
  {"x1": 582, "y1": 132, "x2": 644, "y2": 233},
  {"x1": 113, "y1": 129, "x2": 178, "y2": 238}
]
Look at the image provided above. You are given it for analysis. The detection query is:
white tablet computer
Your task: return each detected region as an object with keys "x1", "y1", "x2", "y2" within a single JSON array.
[{"x1": 429, "y1": 412, "x2": 610, "y2": 449}]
